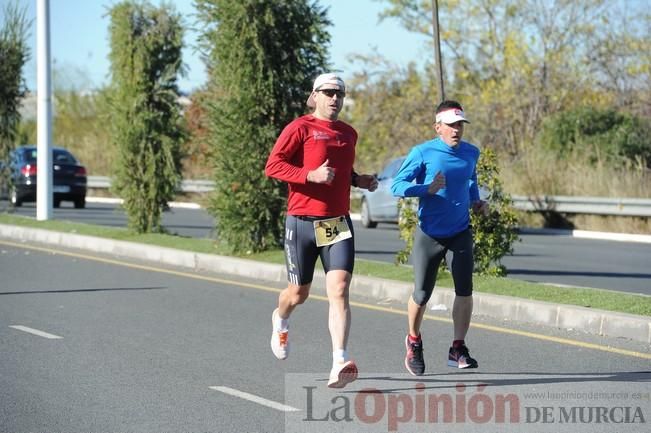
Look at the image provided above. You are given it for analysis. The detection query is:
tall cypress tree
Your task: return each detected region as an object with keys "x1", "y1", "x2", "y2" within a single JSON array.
[
  {"x1": 196, "y1": 0, "x2": 331, "y2": 253},
  {"x1": 0, "y1": 2, "x2": 30, "y2": 209},
  {"x1": 107, "y1": 1, "x2": 185, "y2": 232}
]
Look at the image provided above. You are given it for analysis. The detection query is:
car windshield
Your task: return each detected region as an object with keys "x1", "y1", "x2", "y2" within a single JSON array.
[
  {"x1": 54, "y1": 150, "x2": 77, "y2": 164},
  {"x1": 22, "y1": 149, "x2": 77, "y2": 164},
  {"x1": 379, "y1": 157, "x2": 405, "y2": 180},
  {"x1": 22, "y1": 149, "x2": 37, "y2": 162}
]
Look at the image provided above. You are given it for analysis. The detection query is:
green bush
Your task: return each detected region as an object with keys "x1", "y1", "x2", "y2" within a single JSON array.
[
  {"x1": 106, "y1": 1, "x2": 185, "y2": 233},
  {"x1": 471, "y1": 147, "x2": 520, "y2": 276},
  {"x1": 0, "y1": 2, "x2": 30, "y2": 210},
  {"x1": 537, "y1": 107, "x2": 651, "y2": 167},
  {"x1": 196, "y1": 0, "x2": 330, "y2": 253}
]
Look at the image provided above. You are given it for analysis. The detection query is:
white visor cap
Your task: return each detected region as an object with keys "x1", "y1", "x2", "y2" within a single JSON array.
[{"x1": 435, "y1": 108, "x2": 470, "y2": 124}]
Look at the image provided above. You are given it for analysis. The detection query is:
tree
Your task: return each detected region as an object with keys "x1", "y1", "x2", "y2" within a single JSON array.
[
  {"x1": 537, "y1": 107, "x2": 651, "y2": 168},
  {"x1": 106, "y1": 1, "x2": 185, "y2": 232},
  {"x1": 17, "y1": 66, "x2": 117, "y2": 176},
  {"x1": 196, "y1": 0, "x2": 330, "y2": 253},
  {"x1": 180, "y1": 89, "x2": 212, "y2": 180},
  {"x1": 469, "y1": 147, "x2": 519, "y2": 275},
  {"x1": 51, "y1": 86, "x2": 114, "y2": 176},
  {"x1": 0, "y1": 2, "x2": 30, "y2": 210},
  {"x1": 376, "y1": 0, "x2": 650, "y2": 155},
  {"x1": 344, "y1": 60, "x2": 436, "y2": 172}
]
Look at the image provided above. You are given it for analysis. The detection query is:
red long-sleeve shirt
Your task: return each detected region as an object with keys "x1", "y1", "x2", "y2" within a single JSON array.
[{"x1": 265, "y1": 115, "x2": 357, "y2": 217}]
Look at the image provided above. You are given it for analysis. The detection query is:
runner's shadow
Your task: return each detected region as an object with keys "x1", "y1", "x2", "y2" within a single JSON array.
[
  {"x1": 0, "y1": 286, "x2": 167, "y2": 296},
  {"x1": 339, "y1": 371, "x2": 651, "y2": 394}
]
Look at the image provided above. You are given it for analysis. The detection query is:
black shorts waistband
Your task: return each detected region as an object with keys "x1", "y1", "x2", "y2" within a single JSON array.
[{"x1": 291, "y1": 215, "x2": 349, "y2": 222}]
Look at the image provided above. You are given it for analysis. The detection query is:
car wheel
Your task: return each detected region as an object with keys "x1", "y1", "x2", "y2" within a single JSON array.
[
  {"x1": 361, "y1": 198, "x2": 378, "y2": 228},
  {"x1": 10, "y1": 188, "x2": 22, "y2": 207},
  {"x1": 74, "y1": 196, "x2": 86, "y2": 209}
]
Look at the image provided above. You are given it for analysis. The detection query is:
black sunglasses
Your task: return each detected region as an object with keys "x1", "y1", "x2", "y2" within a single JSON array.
[{"x1": 317, "y1": 88, "x2": 345, "y2": 98}]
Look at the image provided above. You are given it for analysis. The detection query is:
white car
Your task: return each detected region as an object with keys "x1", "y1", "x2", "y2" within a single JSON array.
[{"x1": 359, "y1": 157, "x2": 405, "y2": 228}]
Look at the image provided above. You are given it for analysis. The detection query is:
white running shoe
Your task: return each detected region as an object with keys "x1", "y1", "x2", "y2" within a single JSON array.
[
  {"x1": 270, "y1": 308, "x2": 289, "y2": 360},
  {"x1": 327, "y1": 360, "x2": 358, "y2": 388}
]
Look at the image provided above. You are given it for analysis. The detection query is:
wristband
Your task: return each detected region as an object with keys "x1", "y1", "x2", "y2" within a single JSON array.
[{"x1": 351, "y1": 172, "x2": 359, "y2": 187}]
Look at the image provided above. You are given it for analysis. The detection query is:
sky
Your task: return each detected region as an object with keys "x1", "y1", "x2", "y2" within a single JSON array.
[{"x1": 14, "y1": 0, "x2": 429, "y2": 93}]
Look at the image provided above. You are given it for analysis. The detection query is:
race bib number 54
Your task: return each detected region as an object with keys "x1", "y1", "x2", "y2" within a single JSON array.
[{"x1": 313, "y1": 217, "x2": 352, "y2": 247}]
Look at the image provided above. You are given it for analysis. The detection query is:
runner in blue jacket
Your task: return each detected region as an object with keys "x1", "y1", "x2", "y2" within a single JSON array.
[{"x1": 391, "y1": 100, "x2": 489, "y2": 376}]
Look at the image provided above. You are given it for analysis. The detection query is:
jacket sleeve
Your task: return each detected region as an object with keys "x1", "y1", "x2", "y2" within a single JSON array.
[
  {"x1": 265, "y1": 122, "x2": 310, "y2": 184},
  {"x1": 468, "y1": 148, "x2": 481, "y2": 202},
  {"x1": 391, "y1": 147, "x2": 430, "y2": 197}
]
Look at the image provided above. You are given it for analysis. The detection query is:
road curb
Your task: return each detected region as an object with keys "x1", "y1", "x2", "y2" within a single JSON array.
[{"x1": 1, "y1": 223, "x2": 649, "y2": 344}]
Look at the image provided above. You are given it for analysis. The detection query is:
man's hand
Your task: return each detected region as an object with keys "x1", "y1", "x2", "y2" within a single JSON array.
[
  {"x1": 427, "y1": 171, "x2": 446, "y2": 195},
  {"x1": 356, "y1": 174, "x2": 378, "y2": 192},
  {"x1": 472, "y1": 200, "x2": 489, "y2": 217},
  {"x1": 307, "y1": 159, "x2": 334, "y2": 184}
]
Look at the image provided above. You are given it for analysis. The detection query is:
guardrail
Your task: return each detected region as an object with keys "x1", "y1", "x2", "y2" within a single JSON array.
[
  {"x1": 510, "y1": 195, "x2": 651, "y2": 217},
  {"x1": 88, "y1": 176, "x2": 651, "y2": 217},
  {"x1": 88, "y1": 176, "x2": 214, "y2": 193}
]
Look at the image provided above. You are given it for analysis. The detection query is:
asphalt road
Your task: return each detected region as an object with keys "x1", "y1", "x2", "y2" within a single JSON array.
[
  {"x1": 1, "y1": 241, "x2": 649, "y2": 432},
  {"x1": 7, "y1": 201, "x2": 651, "y2": 296},
  {"x1": 353, "y1": 222, "x2": 651, "y2": 294}
]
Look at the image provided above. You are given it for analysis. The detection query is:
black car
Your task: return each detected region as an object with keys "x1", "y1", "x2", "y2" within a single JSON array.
[{"x1": 3, "y1": 145, "x2": 87, "y2": 208}]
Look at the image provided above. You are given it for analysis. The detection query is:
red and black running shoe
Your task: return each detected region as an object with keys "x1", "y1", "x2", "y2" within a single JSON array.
[
  {"x1": 448, "y1": 344, "x2": 478, "y2": 369},
  {"x1": 404, "y1": 335, "x2": 425, "y2": 376}
]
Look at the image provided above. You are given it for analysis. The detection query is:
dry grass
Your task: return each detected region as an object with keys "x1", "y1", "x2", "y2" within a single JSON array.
[
  {"x1": 501, "y1": 146, "x2": 650, "y2": 198},
  {"x1": 516, "y1": 211, "x2": 651, "y2": 234},
  {"x1": 499, "y1": 146, "x2": 650, "y2": 233},
  {"x1": 570, "y1": 215, "x2": 651, "y2": 234}
]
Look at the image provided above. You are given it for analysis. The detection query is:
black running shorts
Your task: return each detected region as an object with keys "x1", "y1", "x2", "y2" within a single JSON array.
[
  {"x1": 284, "y1": 214, "x2": 355, "y2": 285},
  {"x1": 412, "y1": 226, "x2": 474, "y2": 305}
]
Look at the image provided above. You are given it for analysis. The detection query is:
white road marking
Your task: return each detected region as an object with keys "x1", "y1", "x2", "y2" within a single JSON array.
[
  {"x1": 209, "y1": 386, "x2": 299, "y2": 412},
  {"x1": 9, "y1": 325, "x2": 63, "y2": 339}
]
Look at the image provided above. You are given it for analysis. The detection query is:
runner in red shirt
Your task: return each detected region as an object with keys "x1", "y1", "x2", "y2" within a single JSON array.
[{"x1": 265, "y1": 73, "x2": 377, "y2": 388}]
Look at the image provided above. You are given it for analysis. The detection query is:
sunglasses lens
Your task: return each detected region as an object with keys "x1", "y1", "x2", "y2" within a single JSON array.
[{"x1": 320, "y1": 89, "x2": 344, "y2": 98}]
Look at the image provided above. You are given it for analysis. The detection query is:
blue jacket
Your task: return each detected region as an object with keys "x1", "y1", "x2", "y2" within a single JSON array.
[{"x1": 391, "y1": 138, "x2": 480, "y2": 237}]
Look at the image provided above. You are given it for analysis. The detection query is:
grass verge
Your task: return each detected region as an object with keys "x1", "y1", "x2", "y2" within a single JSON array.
[{"x1": 1, "y1": 212, "x2": 649, "y2": 317}]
